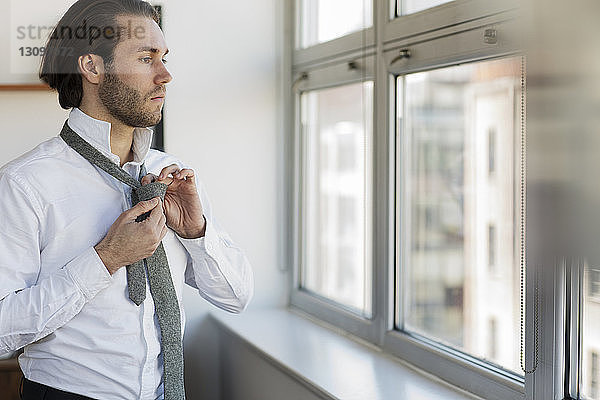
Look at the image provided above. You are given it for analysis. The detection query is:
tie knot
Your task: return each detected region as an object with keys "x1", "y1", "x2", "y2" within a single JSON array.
[{"x1": 132, "y1": 182, "x2": 168, "y2": 205}]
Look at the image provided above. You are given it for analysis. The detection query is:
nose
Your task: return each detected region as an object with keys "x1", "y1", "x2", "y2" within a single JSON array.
[{"x1": 155, "y1": 62, "x2": 173, "y2": 85}]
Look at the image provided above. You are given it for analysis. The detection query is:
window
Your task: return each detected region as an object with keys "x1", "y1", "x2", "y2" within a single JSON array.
[
  {"x1": 289, "y1": 1, "x2": 529, "y2": 399},
  {"x1": 587, "y1": 351, "x2": 600, "y2": 399},
  {"x1": 583, "y1": 266, "x2": 600, "y2": 399},
  {"x1": 297, "y1": 0, "x2": 373, "y2": 48},
  {"x1": 396, "y1": 0, "x2": 455, "y2": 16},
  {"x1": 398, "y1": 57, "x2": 521, "y2": 374},
  {"x1": 489, "y1": 224, "x2": 496, "y2": 270},
  {"x1": 489, "y1": 127, "x2": 496, "y2": 175},
  {"x1": 300, "y1": 82, "x2": 374, "y2": 316},
  {"x1": 589, "y1": 266, "x2": 600, "y2": 300},
  {"x1": 488, "y1": 318, "x2": 498, "y2": 360}
]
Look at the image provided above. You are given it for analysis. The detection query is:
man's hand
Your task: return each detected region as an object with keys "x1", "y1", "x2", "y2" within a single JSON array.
[
  {"x1": 94, "y1": 197, "x2": 168, "y2": 275},
  {"x1": 141, "y1": 164, "x2": 206, "y2": 239}
]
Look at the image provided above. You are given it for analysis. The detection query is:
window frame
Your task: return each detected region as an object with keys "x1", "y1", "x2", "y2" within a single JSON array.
[
  {"x1": 285, "y1": 1, "x2": 563, "y2": 399},
  {"x1": 387, "y1": 0, "x2": 515, "y2": 38},
  {"x1": 291, "y1": 56, "x2": 380, "y2": 344},
  {"x1": 385, "y1": 16, "x2": 524, "y2": 398}
]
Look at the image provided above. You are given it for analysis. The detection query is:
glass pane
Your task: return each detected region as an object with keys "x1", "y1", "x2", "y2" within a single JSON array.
[
  {"x1": 301, "y1": 82, "x2": 373, "y2": 316},
  {"x1": 397, "y1": 0, "x2": 454, "y2": 16},
  {"x1": 582, "y1": 265, "x2": 600, "y2": 399},
  {"x1": 298, "y1": 0, "x2": 373, "y2": 48},
  {"x1": 398, "y1": 57, "x2": 523, "y2": 374}
]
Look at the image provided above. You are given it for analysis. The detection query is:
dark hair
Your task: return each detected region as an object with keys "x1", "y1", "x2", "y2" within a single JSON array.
[{"x1": 40, "y1": 0, "x2": 159, "y2": 109}]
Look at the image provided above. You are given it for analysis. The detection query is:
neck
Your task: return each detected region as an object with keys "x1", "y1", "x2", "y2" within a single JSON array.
[
  {"x1": 109, "y1": 120, "x2": 135, "y2": 167},
  {"x1": 79, "y1": 104, "x2": 134, "y2": 167}
]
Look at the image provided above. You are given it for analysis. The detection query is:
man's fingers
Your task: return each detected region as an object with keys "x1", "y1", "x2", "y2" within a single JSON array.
[
  {"x1": 157, "y1": 176, "x2": 174, "y2": 186},
  {"x1": 126, "y1": 197, "x2": 160, "y2": 220},
  {"x1": 174, "y1": 168, "x2": 195, "y2": 182},
  {"x1": 141, "y1": 173, "x2": 158, "y2": 186},
  {"x1": 147, "y1": 198, "x2": 166, "y2": 226},
  {"x1": 158, "y1": 164, "x2": 180, "y2": 180}
]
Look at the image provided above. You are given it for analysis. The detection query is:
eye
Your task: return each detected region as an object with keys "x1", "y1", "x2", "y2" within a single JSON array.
[{"x1": 140, "y1": 57, "x2": 152, "y2": 64}]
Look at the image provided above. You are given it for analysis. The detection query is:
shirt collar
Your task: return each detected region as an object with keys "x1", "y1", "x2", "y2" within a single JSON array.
[{"x1": 67, "y1": 107, "x2": 154, "y2": 165}]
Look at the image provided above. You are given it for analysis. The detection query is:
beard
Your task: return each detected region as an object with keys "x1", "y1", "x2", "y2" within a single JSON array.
[{"x1": 98, "y1": 72, "x2": 164, "y2": 128}]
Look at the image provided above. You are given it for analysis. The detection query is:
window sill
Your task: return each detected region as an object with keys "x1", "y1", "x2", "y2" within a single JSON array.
[{"x1": 210, "y1": 308, "x2": 482, "y2": 400}]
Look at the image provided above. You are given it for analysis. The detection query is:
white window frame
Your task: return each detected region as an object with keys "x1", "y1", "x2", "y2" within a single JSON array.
[
  {"x1": 291, "y1": 56, "x2": 379, "y2": 344},
  {"x1": 284, "y1": 1, "x2": 567, "y2": 399}
]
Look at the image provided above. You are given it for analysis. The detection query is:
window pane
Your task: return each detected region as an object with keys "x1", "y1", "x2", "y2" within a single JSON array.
[
  {"x1": 582, "y1": 265, "x2": 600, "y2": 399},
  {"x1": 398, "y1": 57, "x2": 522, "y2": 374},
  {"x1": 301, "y1": 82, "x2": 373, "y2": 316},
  {"x1": 298, "y1": 0, "x2": 372, "y2": 48},
  {"x1": 397, "y1": 0, "x2": 454, "y2": 16}
]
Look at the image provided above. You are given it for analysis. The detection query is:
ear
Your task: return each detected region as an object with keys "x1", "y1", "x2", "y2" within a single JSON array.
[{"x1": 77, "y1": 54, "x2": 104, "y2": 84}]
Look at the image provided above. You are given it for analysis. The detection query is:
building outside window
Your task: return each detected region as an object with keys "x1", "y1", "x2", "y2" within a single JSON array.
[{"x1": 285, "y1": 1, "x2": 572, "y2": 399}]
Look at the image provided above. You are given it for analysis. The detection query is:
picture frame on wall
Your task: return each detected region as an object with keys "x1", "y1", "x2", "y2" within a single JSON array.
[{"x1": 1, "y1": 1, "x2": 71, "y2": 88}]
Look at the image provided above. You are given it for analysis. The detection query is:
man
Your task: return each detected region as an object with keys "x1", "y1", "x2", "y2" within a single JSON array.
[{"x1": 0, "y1": 0, "x2": 253, "y2": 399}]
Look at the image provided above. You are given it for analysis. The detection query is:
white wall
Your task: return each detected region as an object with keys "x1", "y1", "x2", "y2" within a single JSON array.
[
  {"x1": 0, "y1": 91, "x2": 69, "y2": 164},
  {"x1": 220, "y1": 330, "x2": 327, "y2": 400},
  {"x1": 161, "y1": 0, "x2": 286, "y2": 312},
  {"x1": 160, "y1": 1, "x2": 287, "y2": 398},
  {"x1": 0, "y1": 1, "x2": 286, "y2": 398}
]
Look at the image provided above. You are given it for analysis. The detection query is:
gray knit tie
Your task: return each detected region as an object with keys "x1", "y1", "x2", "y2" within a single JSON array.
[{"x1": 60, "y1": 121, "x2": 185, "y2": 400}]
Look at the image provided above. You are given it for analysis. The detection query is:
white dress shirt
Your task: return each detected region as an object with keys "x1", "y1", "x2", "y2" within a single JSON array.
[{"x1": 0, "y1": 108, "x2": 254, "y2": 399}]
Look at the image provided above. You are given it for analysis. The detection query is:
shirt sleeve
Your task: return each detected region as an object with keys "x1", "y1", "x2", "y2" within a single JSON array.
[
  {"x1": 0, "y1": 173, "x2": 112, "y2": 356},
  {"x1": 177, "y1": 181, "x2": 254, "y2": 314}
]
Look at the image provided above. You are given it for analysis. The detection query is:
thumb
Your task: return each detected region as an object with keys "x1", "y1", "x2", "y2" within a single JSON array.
[{"x1": 126, "y1": 197, "x2": 160, "y2": 220}]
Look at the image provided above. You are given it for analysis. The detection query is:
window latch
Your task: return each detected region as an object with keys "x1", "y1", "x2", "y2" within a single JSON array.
[
  {"x1": 292, "y1": 72, "x2": 309, "y2": 91},
  {"x1": 390, "y1": 49, "x2": 411, "y2": 66}
]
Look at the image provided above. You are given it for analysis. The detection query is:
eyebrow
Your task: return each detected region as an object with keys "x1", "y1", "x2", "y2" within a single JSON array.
[{"x1": 137, "y1": 47, "x2": 169, "y2": 56}]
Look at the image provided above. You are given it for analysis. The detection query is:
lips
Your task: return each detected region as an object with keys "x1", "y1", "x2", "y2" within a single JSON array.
[{"x1": 150, "y1": 90, "x2": 166, "y2": 100}]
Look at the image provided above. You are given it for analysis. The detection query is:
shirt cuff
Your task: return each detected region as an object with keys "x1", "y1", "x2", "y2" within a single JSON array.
[
  {"x1": 65, "y1": 247, "x2": 113, "y2": 300},
  {"x1": 177, "y1": 219, "x2": 223, "y2": 262}
]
